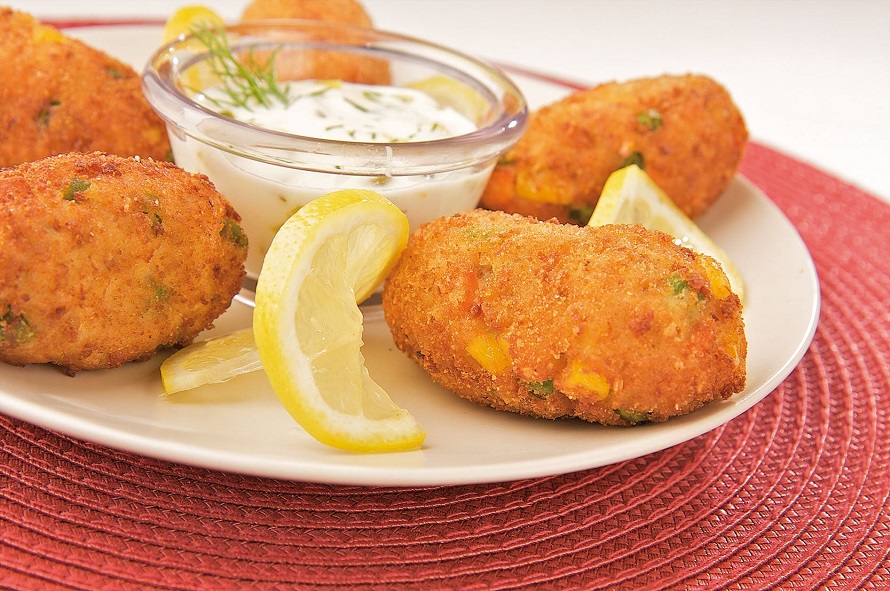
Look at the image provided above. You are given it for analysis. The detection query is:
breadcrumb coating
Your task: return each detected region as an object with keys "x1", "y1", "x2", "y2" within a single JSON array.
[
  {"x1": 0, "y1": 152, "x2": 247, "y2": 373},
  {"x1": 239, "y1": 0, "x2": 389, "y2": 84},
  {"x1": 382, "y1": 210, "x2": 746, "y2": 426},
  {"x1": 241, "y1": 0, "x2": 373, "y2": 26},
  {"x1": 481, "y1": 74, "x2": 748, "y2": 223},
  {"x1": 0, "y1": 8, "x2": 170, "y2": 168}
]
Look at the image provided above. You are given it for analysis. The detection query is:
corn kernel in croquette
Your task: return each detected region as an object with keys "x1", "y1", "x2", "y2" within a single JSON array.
[{"x1": 382, "y1": 209, "x2": 746, "y2": 426}]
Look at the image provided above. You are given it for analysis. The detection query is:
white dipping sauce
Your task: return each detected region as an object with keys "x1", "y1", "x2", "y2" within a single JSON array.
[
  {"x1": 211, "y1": 80, "x2": 477, "y2": 143},
  {"x1": 171, "y1": 79, "x2": 490, "y2": 278}
]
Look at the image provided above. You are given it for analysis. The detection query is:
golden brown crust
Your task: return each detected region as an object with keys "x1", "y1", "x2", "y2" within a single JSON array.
[
  {"x1": 239, "y1": 1, "x2": 389, "y2": 85},
  {"x1": 480, "y1": 74, "x2": 748, "y2": 223},
  {"x1": 241, "y1": 0, "x2": 374, "y2": 26},
  {"x1": 382, "y1": 209, "x2": 747, "y2": 426},
  {"x1": 0, "y1": 152, "x2": 247, "y2": 373},
  {"x1": 0, "y1": 8, "x2": 171, "y2": 168}
]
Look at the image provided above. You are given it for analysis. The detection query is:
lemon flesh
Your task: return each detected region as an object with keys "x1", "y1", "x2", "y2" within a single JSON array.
[
  {"x1": 161, "y1": 5, "x2": 227, "y2": 90},
  {"x1": 160, "y1": 329, "x2": 261, "y2": 395},
  {"x1": 588, "y1": 165, "x2": 745, "y2": 302},
  {"x1": 254, "y1": 189, "x2": 425, "y2": 452},
  {"x1": 162, "y1": 5, "x2": 225, "y2": 43},
  {"x1": 404, "y1": 75, "x2": 490, "y2": 124}
]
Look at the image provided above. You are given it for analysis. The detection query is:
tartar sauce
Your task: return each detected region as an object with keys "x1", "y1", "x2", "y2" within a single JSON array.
[{"x1": 202, "y1": 79, "x2": 477, "y2": 143}]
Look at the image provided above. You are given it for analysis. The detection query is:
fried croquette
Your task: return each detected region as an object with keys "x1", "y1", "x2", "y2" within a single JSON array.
[
  {"x1": 241, "y1": 0, "x2": 373, "y2": 27},
  {"x1": 239, "y1": 0, "x2": 389, "y2": 84},
  {"x1": 0, "y1": 152, "x2": 247, "y2": 373},
  {"x1": 480, "y1": 74, "x2": 748, "y2": 223},
  {"x1": 0, "y1": 8, "x2": 171, "y2": 168},
  {"x1": 382, "y1": 210, "x2": 747, "y2": 426}
]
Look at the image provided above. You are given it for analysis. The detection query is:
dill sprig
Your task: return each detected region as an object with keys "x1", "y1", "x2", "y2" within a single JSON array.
[{"x1": 189, "y1": 24, "x2": 291, "y2": 111}]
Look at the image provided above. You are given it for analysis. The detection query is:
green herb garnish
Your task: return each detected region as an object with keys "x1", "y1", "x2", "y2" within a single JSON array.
[
  {"x1": 0, "y1": 305, "x2": 35, "y2": 344},
  {"x1": 637, "y1": 109, "x2": 664, "y2": 131},
  {"x1": 527, "y1": 380, "x2": 556, "y2": 400},
  {"x1": 669, "y1": 274, "x2": 690, "y2": 295},
  {"x1": 37, "y1": 100, "x2": 61, "y2": 128},
  {"x1": 344, "y1": 97, "x2": 370, "y2": 113},
  {"x1": 139, "y1": 193, "x2": 164, "y2": 233},
  {"x1": 190, "y1": 24, "x2": 291, "y2": 111},
  {"x1": 668, "y1": 274, "x2": 706, "y2": 301},
  {"x1": 147, "y1": 278, "x2": 172, "y2": 304},
  {"x1": 363, "y1": 90, "x2": 383, "y2": 102},
  {"x1": 310, "y1": 82, "x2": 338, "y2": 97},
  {"x1": 615, "y1": 409, "x2": 650, "y2": 424},
  {"x1": 220, "y1": 218, "x2": 249, "y2": 248},
  {"x1": 464, "y1": 228, "x2": 493, "y2": 240},
  {"x1": 63, "y1": 178, "x2": 91, "y2": 201},
  {"x1": 105, "y1": 66, "x2": 126, "y2": 80}
]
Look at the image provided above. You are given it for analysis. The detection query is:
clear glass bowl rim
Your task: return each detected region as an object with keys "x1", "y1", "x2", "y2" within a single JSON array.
[{"x1": 141, "y1": 19, "x2": 529, "y2": 176}]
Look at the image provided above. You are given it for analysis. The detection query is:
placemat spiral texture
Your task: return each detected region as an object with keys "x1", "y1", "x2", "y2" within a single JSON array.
[{"x1": 2, "y1": 143, "x2": 888, "y2": 590}]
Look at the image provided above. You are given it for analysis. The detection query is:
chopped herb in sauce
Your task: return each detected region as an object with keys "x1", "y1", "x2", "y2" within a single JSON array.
[
  {"x1": 344, "y1": 97, "x2": 370, "y2": 113},
  {"x1": 200, "y1": 77, "x2": 476, "y2": 144}
]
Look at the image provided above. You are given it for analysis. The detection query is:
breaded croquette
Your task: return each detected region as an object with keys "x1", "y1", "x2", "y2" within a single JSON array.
[
  {"x1": 241, "y1": 0, "x2": 373, "y2": 26},
  {"x1": 0, "y1": 8, "x2": 171, "y2": 168},
  {"x1": 382, "y1": 210, "x2": 746, "y2": 426},
  {"x1": 480, "y1": 74, "x2": 748, "y2": 223},
  {"x1": 0, "y1": 152, "x2": 247, "y2": 373},
  {"x1": 239, "y1": 0, "x2": 389, "y2": 85}
]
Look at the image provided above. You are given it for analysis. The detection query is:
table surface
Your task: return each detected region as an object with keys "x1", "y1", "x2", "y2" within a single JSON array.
[{"x1": 4, "y1": 0, "x2": 889, "y2": 204}]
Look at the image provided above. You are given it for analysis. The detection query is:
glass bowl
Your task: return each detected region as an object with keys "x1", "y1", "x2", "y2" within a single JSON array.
[{"x1": 142, "y1": 20, "x2": 527, "y2": 278}]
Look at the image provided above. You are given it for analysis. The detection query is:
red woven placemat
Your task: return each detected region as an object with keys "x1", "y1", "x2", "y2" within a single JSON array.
[{"x1": 2, "y1": 142, "x2": 888, "y2": 590}]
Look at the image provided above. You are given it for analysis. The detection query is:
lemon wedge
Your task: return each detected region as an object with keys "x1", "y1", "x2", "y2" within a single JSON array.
[
  {"x1": 160, "y1": 329, "x2": 260, "y2": 395},
  {"x1": 162, "y1": 5, "x2": 225, "y2": 43},
  {"x1": 588, "y1": 165, "x2": 745, "y2": 302},
  {"x1": 405, "y1": 75, "x2": 490, "y2": 124},
  {"x1": 162, "y1": 6, "x2": 227, "y2": 90},
  {"x1": 253, "y1": 189, "x2": 425, "y2": 452}
]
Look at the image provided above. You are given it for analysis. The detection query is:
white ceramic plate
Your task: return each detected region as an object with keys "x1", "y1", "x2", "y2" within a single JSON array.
[{"x1": 0, "y1": 26, "x2": 820, "y2": 486}]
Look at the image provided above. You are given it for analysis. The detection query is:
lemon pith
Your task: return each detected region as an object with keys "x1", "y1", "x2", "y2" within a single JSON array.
[
  {"x1": 588, "y1": 165, "x2": 745, "y2": 302},
  {"x1": 253, "y1": 189, "x2": 425, "y2": 452}
]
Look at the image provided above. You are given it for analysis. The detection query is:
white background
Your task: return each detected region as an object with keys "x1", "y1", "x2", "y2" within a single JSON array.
[{"x1": 7, "y1": 0, "x2": 890, "y2": 203}]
